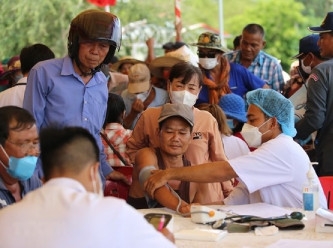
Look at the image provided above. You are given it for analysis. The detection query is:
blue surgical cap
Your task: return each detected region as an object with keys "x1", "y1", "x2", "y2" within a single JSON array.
[{"x1": 246, "y1": 89, "x2": 297, "y2": 137}]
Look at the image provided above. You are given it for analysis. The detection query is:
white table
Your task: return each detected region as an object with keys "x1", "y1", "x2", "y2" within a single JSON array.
[{"x1": 138, "y1": 206, "x2": 333, "y2": 248}]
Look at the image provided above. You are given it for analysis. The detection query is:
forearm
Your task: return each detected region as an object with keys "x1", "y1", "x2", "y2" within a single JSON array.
[
  {"x1": 123, "y1": 111, "x2": 139, "y2": 129},
  {"x1": 166, "y1": 161, "x2": 236, "y2": 183},
  {"x1": 154, "y1": 186, "x2": 189, "y2": 213}
]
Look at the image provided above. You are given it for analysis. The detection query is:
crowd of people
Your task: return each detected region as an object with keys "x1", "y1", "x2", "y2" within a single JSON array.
[{"x1": 0, "y1": 8, "x2": 332, "y2": 246}]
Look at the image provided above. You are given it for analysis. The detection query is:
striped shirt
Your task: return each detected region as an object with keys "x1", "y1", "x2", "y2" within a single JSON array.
[
  {"x1": 102, "y1": 123, "x2": 132, "y2": 166},
  {"x1": 0, "y1": 176, "x2": 42, "y2": 209}
]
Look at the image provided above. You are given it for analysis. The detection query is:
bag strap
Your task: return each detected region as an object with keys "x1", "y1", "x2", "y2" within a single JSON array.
[{"x1": 100, "y1": 131, "x2": 131, "y2": 166}]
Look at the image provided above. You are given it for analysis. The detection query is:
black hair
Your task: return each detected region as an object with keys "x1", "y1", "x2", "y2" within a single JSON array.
[
  {"x1": 243, "y1": 24, "x2": 265, "y2": 39},
  {"x1": 169, "y1": 61, "x2": 203, "y2": 87},
  {"x1": 0, "y1": 106, "x2": 35, "y2": 146},
  {"x1": 233, "y1": 35, "x2": 242, "y2": 50},
  {"x1": 40, "y1": 126, "x2": 99, "y2": 181},
  {"x1": 103, "y1": 93, "x2": 126, "y2": 128},
  {"x1": 20, "y1": 43, "x2": 55, "y2": 74}
]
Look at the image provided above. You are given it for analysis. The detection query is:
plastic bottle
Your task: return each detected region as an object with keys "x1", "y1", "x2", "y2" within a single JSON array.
[{"x1": 303, "y1": 162, "x2": 319, "y2": 211}]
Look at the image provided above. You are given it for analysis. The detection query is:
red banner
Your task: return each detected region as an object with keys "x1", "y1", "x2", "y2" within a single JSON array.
[{"x1": 87, "y1": 0, "x2": 116, "y2": 7}]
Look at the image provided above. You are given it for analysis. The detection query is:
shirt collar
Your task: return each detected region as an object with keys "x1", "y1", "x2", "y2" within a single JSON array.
[
  {"x1": 61, "y1": 56, "x2": 75, "y2": 76},
  {"x1": 44, "y1": 178, "x2": 87, "y2": 193},
  {"x1": 60, "y1": 55, "x2": 107, "y2": 87},
  {"x1": 251, "y1": 50, "x2": 264, "y2": 66}
]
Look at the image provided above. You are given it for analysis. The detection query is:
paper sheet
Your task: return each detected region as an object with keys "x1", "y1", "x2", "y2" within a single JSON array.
[
  {"x1": 217, "y1": 203, "x2": 292, "y2": 218},
  {"x1": 266, "y1": 239, "x2": 333, "y2": 248},
  {"x1": 175, "y1": 229, "x2": 227, "y2": 242}
]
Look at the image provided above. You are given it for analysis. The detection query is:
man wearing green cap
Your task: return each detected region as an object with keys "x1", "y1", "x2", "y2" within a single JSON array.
[
  {"x1": 192, "y1": 32, "x2": 267, "y2": 105},
  {"x1": 145, "y1": 89, "x2": 327, "y2": 209}
]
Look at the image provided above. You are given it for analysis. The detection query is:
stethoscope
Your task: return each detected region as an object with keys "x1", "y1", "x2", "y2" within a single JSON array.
[{"x1": 211, "y1": 211, "x2": 304, "y2": 229}]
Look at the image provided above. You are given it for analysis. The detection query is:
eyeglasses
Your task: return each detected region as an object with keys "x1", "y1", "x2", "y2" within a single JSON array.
[
  {"x1": 6, "y1": 139, "x2": 39, "y2": 151},
  {"x1": 197, "y1": 52, "x2": 216, "y2": 58}
]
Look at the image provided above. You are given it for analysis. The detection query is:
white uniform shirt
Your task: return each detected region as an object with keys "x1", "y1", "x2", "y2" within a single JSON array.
[
  {"x1": 225, "y1": 134, "x2": 327, "y2": 208},
  {"x1": 222, "y1": 134, "x2": 250, "y2": 159},
  {"x1": 0, "y1": 77, "x2": 27, "y2": 107},
  {"x1": 0, "y1": 178, "x2": 175, "y2": 248}
]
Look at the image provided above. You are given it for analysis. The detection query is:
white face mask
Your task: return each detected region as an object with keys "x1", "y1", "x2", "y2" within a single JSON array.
[
  {"x1": 136, "y1": 87, "x2": 151, "y2": 102},
  {"x1": 170, "y1": 90, "x2": 198, "y2": 107},
  {"x1": 90, "y1": 167, "x2": 103, "y2": 197},
  {"x1": 199, "y1": 58, "x2": 218, "y2": 70},
  {"x1": 300, "y1": 58, "x2": 312, "y2": 74},
  {"x1": 240, "y1": 119, "x2": 271, "y2": 148}
]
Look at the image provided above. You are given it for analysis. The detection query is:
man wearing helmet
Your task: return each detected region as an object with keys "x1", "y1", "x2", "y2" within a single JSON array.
[{"x1": 23, "y1": 9, "x2": 128, "y2": 185}]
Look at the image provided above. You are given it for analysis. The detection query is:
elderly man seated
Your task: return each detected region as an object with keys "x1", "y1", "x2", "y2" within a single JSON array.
[
  {"x1": 145, "y1": 89, "x2": 327, "y2": 209},
  {"x1": 0, "y1": 126, "x2": 175, "y2": 247},
  {"x1": 0, "y1": 106, "x2": 41, "y2": 209}
]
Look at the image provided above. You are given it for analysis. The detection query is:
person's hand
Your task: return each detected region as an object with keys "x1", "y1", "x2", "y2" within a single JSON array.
[
  {"x1": 222, "y1": 180, "x2": 233, "y2": 198},
  {"x1": 106, "y1": 170, "x2": 131, "y2": 185},
  {"x1": 144, "y1": 169, "x2": 169, "y2": 198},
  {"x1": 179, "y1": 203, "x2": 191, "y2": 216},
  {"x1": 175, "y1": 21, "x2": 182, "y2": 42},
  {"x1": 131, "y1": 98, "x2": 144, "y2": 113},
  {"x1": 146, "y1": 37, "x2": 155, "y2": 49},
  {"x1": 160, "y1": 228, "x2": 175, "y2": 243}
]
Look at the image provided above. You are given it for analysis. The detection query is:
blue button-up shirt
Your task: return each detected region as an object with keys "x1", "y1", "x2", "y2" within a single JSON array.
[{"x1": 23, "y1": 56, "x2": 112, "y2": 181}]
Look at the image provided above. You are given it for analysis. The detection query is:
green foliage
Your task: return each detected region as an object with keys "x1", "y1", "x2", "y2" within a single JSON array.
[
  {"x1": 0, "y1": 0, "x2": 329, "y2": 71},
  {"x1": 1, "y1": 0, "x2": 90, "y2": 60},
  {"x1": 225, "y1": 0, "x2": 308, "y2": 70}
]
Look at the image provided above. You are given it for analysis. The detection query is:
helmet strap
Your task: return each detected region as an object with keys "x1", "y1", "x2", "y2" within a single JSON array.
[{"x1": 74, "y1": 57, "x2": 101, "y2": 77}]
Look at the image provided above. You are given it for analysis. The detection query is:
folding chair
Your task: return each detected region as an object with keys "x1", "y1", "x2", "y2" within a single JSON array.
[
  {"x1": 319, "y1": 176, "x2": 333, "y2": 210},
  {"x1": 104, "y1": 166, "x2": 133, "y2": 200}
]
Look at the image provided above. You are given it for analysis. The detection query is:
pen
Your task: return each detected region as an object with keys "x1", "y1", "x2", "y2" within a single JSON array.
[
  {"x1": 324, "y1": 223, "x2": 333, "y2": 227},
  {"x1": 157, "y1": 215, "x2": 165, "y2": 231}
]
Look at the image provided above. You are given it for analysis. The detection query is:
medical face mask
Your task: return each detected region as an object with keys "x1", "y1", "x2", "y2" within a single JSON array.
[
  {"x1": 240, "y1": 119, "x2": 271, "y2": 148},
  {"x1": 13, "y1": 73, "x2": 23, "y2": 83},
  {"x1": 199, "y1": 58, "x2": 218, "y2": 70},
  {"x1": 227, "y1": 119, "x2": 234, "y2": 129},
  {"x1": 135, "y1": 87, "x2": 151, "y2": 102},
  {"x1": 136, "y1": 89, "x2": 150, "y2": 102},
  {"x1": 170, "y1": 90, "x2": 198, "y2": 107},
  {"x1": 0, "y1": 145, "x2": 37, "y2": 181},
  {"x1": 300, "y1": 57, "x2": 312, "y2": 74},
  {"x1": 90, "y1": 167, "x2": 103, "y2": 197}
]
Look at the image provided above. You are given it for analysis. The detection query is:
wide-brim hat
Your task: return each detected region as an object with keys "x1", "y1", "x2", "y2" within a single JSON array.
[
  {"x1": 191, "y1": 32, "x2": 229, "y2": 53},
  {"x1": 218, "y1": 93, "x2": 247, "y2": 123},
  {"x1": 149, "y1": 45, "x2": 199, "y2": 78},
  {"x1": 111, "y1": 56, "x2": 143, "y2": 72},
  {"x1": 308, "y1": 12, "x2": 333, "y2": 33},
  {"x1": 292, "y1": 34, "x2": 320, "y2": 59},
  {"x1": 0, "y1": 55, "x2": 21, "y2": 80}
]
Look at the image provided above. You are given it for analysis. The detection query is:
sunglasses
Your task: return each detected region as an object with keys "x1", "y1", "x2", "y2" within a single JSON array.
[{"x1": 197, "y1": 52, "x2": 216, "y2": 58}]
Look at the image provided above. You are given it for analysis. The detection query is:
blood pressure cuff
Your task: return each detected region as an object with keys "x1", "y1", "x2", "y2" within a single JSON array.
[
  {"x1": 139, "y1": 165, "x2": 156, "y2": 188},
  {"x1": 138, "y1": 165, "x2": 159, "y2": 209}
]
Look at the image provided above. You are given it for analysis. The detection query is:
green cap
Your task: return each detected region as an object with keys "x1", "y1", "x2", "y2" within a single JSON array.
[{"x1": 191, "y1": 32, "x2": 229, "y2": 53}]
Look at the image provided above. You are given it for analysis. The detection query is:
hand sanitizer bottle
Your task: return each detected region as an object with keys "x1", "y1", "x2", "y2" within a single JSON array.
[{"x1": 303, "y1": 162, "x2": 319, "y2": 211}]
